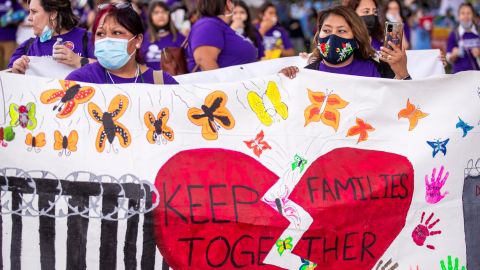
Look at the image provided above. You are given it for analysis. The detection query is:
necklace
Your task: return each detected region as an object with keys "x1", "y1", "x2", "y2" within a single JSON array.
[{"x1": 106, "y1": 64, "x2": 140, "y2": 84}]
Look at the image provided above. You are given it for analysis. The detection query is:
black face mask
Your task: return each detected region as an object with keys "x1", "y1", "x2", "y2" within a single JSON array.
[{"x1": 361, "y1": 15, "x2": 379, "y2": 35}]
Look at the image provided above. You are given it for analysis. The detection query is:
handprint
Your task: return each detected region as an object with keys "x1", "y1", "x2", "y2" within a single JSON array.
[
  {"x1": 425, "y1": 166, "x2": 449, "y2": 204},
  {"x1": 440, "y1": 256, "x2": 466, "y2": 270},
  {"x1": 412, "y1": 212, "x2": 441, "y2": 249},
  {"x1": 375, "y1": 258, "x2": 398, "y2": 270}
]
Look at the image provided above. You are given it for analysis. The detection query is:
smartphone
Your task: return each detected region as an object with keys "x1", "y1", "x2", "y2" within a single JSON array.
[{"x1": 384, "y1": 22, "x2": 404, "y2": 50}]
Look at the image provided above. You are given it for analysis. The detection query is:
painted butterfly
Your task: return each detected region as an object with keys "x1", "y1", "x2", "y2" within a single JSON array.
[
  {"x1": 25, "y1": 132, "x2": 46, "y2": 153},
  {"x1": 304, "y1": 89, "x2": 348, "y2": 131},
  {"x1": 427, "y1": 139, "x2": 450, "y2": 158},
  {"x1": 41, "y1": 80, "x2": 95, "y2": 118},
  {"x1": 0, "y1": 126, "x2": 15, "y2": 147},
  {"x1": 291, "y1": 154, "x2": 308, "y2": 173},
  {"x1": 276, "y1": 236, "x2": 293, "y2": 256},
  {"x1": 144, "y1": 108, "x2": 174, "y2": 145},
  {"x1": 188, "y1": 91, "x2": 235, "y2": 140},
  {"x1": 346, "y1": 117, "x2": 375, "y2": 143},
  {"x1": 244, "y1": 130, "x2": 271, "y2": 157},
  {"x1": 456, "y1": 117, "x2": 473, "y2": 138},
  {"x1": 88, "y1": 95, "x2": 131, "y2": 153},
  {"x1": 398, "y1": 99, "x2": 428, "y2": 131},
  {"x1": 54, "y1": 130, "x2": 78, "y2": 156},
  {"x1": 299, "y1": 258, "x2": 317, "y2": 270},
  {"x1": 9, "y1": 102, "x2": 36, "y2": 130},
  {"x1": 247, "y1": 81, "x2": 288, "y2": 126}
]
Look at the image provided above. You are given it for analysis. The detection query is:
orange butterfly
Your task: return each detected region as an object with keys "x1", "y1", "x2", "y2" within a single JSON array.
[
  {"x1": 88, "y1": 95, "x2": 131, "y2": 153},
  {"x1": 187, "y1": 91, "x2": 235, "y2": 140},
  {"x1": 398, "y1": 99, "x2": 428, "y2": 131},
  {"x1": 244, "y1": 130, "x2": 271, "y2": 157},
  {"x1": 144, "y1": 108, "x2": 174, "y2": 145},
  {"x1": 347, "y1": 118, "x2": 375, "y2": 143},
  {"x1": 41, "y1": 80, "x2": 95, "y2": 118},
  {"x1": 25, "y1": 132, "x2": 46, "y2": 153},
  {"x1": 54, "y1": 130, "x2": 78, "y2": 156},
  {"x1": 304, "y1": 89, "x2": 349, "y2": 131}
]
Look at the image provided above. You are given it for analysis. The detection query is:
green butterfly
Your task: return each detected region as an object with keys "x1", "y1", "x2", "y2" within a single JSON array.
[
  {"x1": 276, "y1": 236, "x2": 293, "y2": 256},
  {"x1": 0, "y1": 126, "x2": 15, "y2": 147},
  {"x1": 291, "y1": 154, "x2": 307, "y2": 173},
  {"x1": 9, "y1": 102, "x2": 37, "y2": 130}
]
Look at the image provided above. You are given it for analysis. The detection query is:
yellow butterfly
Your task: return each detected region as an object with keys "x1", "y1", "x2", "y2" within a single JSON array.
[{"x1": 247, "y1": 81, "x2": 288, "y2": 126}]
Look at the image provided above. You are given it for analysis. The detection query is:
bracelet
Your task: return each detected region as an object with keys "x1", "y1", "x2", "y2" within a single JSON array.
[{"x1": 394, "y1": 74, "x2": 411, "y2": 80}]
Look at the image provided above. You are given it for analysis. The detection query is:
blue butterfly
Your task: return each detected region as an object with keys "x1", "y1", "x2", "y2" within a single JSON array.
[
  {"x1": 456, "y1": 117, "x2": 473, "y2": 137},
  {"x1": 427, "y1": 139, "x2": 450, "y2": 158}
]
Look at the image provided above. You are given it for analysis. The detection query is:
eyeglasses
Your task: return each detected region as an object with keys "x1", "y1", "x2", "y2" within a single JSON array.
[{"x1": 97, "y1": 2, "x2": 132, "y2": 11}]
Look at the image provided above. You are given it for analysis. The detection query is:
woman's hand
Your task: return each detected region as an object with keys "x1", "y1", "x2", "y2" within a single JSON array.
[
  {"x1": 11, "y1": 55, "x2": 30, "y2": 74},
  {"x1": 438, "y1": 50, "x2": 447, "y2": 67},
  {"x1": 279, "y1": 66, "x2": 299, "y2": 79},
  {"x1": 380, "y1": 41, "x2": 409, "y2": 79},
  {"x1": 53, "y1": 45, "x2": 82, "y2": 68},
  {"x1": 471, "y1": 48, "x2": 480, "y2": 58}
]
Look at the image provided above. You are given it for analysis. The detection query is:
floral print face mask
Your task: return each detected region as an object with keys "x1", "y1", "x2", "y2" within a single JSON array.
[{"x1": 318, "y1": 34, "x2": 357, "y2": 64}]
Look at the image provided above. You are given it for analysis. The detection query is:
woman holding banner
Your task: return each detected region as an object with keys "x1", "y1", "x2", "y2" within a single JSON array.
[
  {"x1": 446, "y1": 3, "x2": 480, "y2": 73},
  {"x1": 65, "y1": 2, "x2": 177, "y2": 84},
  {"x1": 9, "y1": 0, "x2": 95, "y2": 74},
  {"x1": 280, "y1": 6, "x2": 410, "y2": 80}
]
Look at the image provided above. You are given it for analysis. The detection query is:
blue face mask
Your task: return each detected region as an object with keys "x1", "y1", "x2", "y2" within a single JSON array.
[
  {"x1": 40, "y1": 25, "x2": 53, "y2": 42},
  {"x1": 94, "y1": 37, "x2": 136, "y2": 70}
]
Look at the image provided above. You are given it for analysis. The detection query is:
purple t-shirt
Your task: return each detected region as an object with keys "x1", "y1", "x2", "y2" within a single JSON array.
[
  {"x1": 318, "y1": 58, "x2": 381, "y2": 78},
  {"x1": 8, "y1": 27, "x2": 94, "y2": 68},
  {"x1": 257, "y1": 24, "x2": 293, "y2": 57},
  {"x1": 187, "y1": 16, "x2": 258, "y2": 72},
  {"x1": 371, "y1": 38, "x2": 382, "y2": 51},
  {"x1": 0, "y1": 0, "x2": 23, "y2": 41},
  {"x1": 447, "y1": 29, "x2": 480, "y2": 73},
  {"x1": 140, "y1": 32, "x2": 186, "y2": 70},
  {"x1": 65, "y1": 62, "x2": 178, "y2": 85}
]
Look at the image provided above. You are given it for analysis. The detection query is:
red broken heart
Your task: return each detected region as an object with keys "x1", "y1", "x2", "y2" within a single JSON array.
[
  {"x1": 154, "y1": 148, "x2": 414, "y2": 270},
  {"x1": 289, "y1": 147, "x2": 414, "y2": 269},
  {"x1": 153, "y1": 149, "x2": 288, "y2": 269}
]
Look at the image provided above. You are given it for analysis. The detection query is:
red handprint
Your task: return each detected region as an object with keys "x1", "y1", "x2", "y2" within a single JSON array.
[
  {"x1": 425, "y1": 166, "x2": 449, "y2": 204},
  {"x1": 412, "y1": 212, "x2": 442, "y2": 249}
]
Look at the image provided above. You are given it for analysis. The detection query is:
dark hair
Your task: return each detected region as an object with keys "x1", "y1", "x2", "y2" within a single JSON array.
[
  {"x1": 28, "y1": 0, "x2": 79, "y2": 33},
  {"x1": 147, "y1": 1, "x2": 179, "y2": 43},
  {"x1": 197, "y1": 0, "x2": 228, "y2": 17},
  {"x1": 92, "y1": 4, "x2": 145, "y2": 64},
  {"x1": 382, "y1": 0, "x2": 407, "y2": 24},
  {"x1": 232, "y1": 0, "x2": 259, "y2": 49},
  {"x1": 346, "y1": 0, "x2": 383, "y2": 45},
  {"x1": 258, "y1": 1, "x2": 275, "y2": 21},
  {"x1": 309, "y1": 6, "x2": 375, "y2": 64}
]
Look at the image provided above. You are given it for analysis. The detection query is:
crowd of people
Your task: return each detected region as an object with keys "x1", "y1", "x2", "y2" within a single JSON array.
[{"x1": 0, "y1": 0, "x2": 478, "y2": 85}]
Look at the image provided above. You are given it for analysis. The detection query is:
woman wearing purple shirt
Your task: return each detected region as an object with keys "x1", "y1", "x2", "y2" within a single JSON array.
[
  {"x1": 280, "y1": 6, "x2": 410, "y2": 80},
  {"x1": 186, "y1": 0, "x2": 257, "y2": 72},
  {"x1": 256, "y1": 2, "x2": 295, "y2": 59},
  {"x1": 9, "y1": 0, "x2": 95, "y2": 74},
  {"x1": 0, "y1": 0, "x2": 24, "y2": 69},
  {"x1": 446, "y1": 3, "x2": 480, "y2": 73},
  {"x1": 140, "y1": 1, "x2": 185, "y2": 70},
  {"x1": 66, "y1": 2, "x2": 177, "y2": 85},
  {"x1": 230, "y1": 0, "x2": 264, "y2": 59}
]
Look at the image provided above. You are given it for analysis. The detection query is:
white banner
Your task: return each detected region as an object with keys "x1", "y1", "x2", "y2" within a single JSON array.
[
  {"x1": 0, "y1": 69, "x2": 478, "y2": 270},
  {"x1": 22, "y1": 49, "x2": 445, "y2": 83}
]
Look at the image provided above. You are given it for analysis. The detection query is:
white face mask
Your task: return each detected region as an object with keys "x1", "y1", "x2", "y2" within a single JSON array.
[{"x1": 386, "y1": 12, "x2": 400, "y2": 22}]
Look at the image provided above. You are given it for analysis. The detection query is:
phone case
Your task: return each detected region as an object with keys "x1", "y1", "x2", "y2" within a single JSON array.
[{"x1": 384, "y1": 22, "x2": 404, "y2": 50}]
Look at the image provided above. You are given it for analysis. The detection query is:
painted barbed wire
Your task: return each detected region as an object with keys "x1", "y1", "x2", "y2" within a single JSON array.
[
  {"x1": 464, "y1": 158, "x2": 480, "y2": 178},
  {"x1": 0, "y1": 168, "x2": 159, "y2": 220}
]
